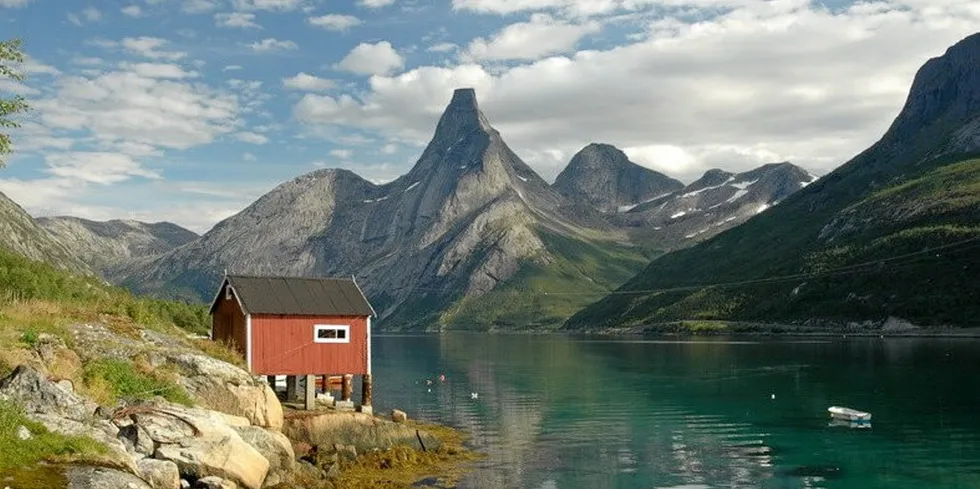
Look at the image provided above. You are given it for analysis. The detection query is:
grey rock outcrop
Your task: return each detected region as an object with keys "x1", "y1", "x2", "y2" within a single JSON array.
[
  {"x1": 0, "y1": 365, "x2": 98, "y2": 421},
  {"x1": 554, "y1": 143, "x2": 683, "y2": 212},
  {"x1": 67, "y1": 466, "x2": 153, "y2": 489}
]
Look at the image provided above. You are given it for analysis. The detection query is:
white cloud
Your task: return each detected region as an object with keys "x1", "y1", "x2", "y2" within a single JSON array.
[
  {"x1": 330, "y1": 149, "x2": 353, "y2": 159},
  {"x1": 117, "y1": 62, "x2": 198, "y2": 79},
  {"x1": 72, "y1": 57, "x2": 105, "y2": 66},
  {"x1": 463, "y1": 14, "x2": 600, "y2": 61},
  {"x1": 44, "y1": 152, "x2": 160, "y2": 184},
  {"x1": 249, "y1": 38, "x2": 299, "y2": 52},
  {"x1": 0, "y1": 0, "x2": 31, "y2": 7},
  {"x1": 121, "y1": 5, "x2": 143, "y2": 17},
  {"x1": 182, "y1": 0, "x2": 219, "y2": 13},
  {"x1": 381, "y1": 143, "x2": 398, "y2": 154},
  {"x1": 243, "y1": 152, "x2": 257, "y2": 161},
  {"x1": 359, "y1": 0, "x2": 395, "y2": 7},
  {"x1": 37, "y1": 67, "x2": 239, "y2": 151},
  {"x1": 335, "y1": 41, "x2": 404, "y2": 75},
  {"x1": 451, "y1": 0, "x2": 632, "y2": 16},
  {"x1": 216, "y1": 12, "x2": 261, "y2": 28},
  {"x1": 428, "y1": 42, "x2": 458, "y2": 53},
  {"x1": 295, "y1": 1, "x2": 980, "y2": 181},
  {"x1": 307, "y1": 14, "x2": 362, "y2": 31},
  {"x1": 223, "y1": 65, "x2": 244, "y2": 71},
  {"x1": 68, "y1": 6, "x2": 102, "y2": 25},
  {"x1": 22, "y1": 57, "x2": 61, "y2": 76},
  {"x1": 233, "y1": 0, "x2": 305, "y2": 11},
  {"x1": 94, "y1": 37, "x2": 187, "y2": 60},
  {"x1": 236, "y1": 132, "x2": 269, "y2": 144},
  {"x1": 283, "y1": 72, "x2": 335, "y2": 92}
]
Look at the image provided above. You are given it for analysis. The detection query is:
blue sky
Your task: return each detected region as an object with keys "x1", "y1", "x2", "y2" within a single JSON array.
[{"x1": 1, "y1": 0, "x2": 978, "y2": 232}]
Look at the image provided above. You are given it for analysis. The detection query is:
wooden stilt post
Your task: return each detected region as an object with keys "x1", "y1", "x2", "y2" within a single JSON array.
[
  {"x1": 304, "y1": 374, "x2": 316, "y2": 410},
  {"x1": 361, "y1": 374, "x2": 372, "y2": 407},
  {"x1": 285, "y1": 375, "x2": 298, "y2": 402},
  {"x1": 321, "y1": 374, "x2": 329, "y2": 394},
  {"x1": 266, "y1": 375, "x2": 276, "y2": 390},
  {"x1": 341, "y1": 374, "x2": 353, "y2": 402}
]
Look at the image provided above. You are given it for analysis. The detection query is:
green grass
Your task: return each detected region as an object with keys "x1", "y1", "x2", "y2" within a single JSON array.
[
  {"x1": 82, "y1": 358, "x2": 193, "y2": 406},
  {"x1": 0, "y1": 401, "x2": 106, "y2": 472},
  {"x1": 0, "y1": 247, "x2": 210, "y2": 335}
]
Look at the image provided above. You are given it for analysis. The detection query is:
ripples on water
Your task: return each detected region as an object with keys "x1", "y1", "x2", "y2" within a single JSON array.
[{"x1": 370, "y1": 335, "x2": 980, "y2": 489}]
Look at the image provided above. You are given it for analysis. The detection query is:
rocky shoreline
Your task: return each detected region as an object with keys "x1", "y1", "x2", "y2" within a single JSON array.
[
  {"x1": 586, "y1": 316, "x2": 980, "y2": 338},
  {"x1": 0, "y1": 322, "x2": 477, "y2": 489}
]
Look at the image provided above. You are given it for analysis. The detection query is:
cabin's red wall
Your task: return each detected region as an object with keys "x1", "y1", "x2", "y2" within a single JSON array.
[
  {"x1": 250, "y1": 314, "x2": 368, "y2": 375},
  {"x1": 212, "y1": 287, "x2": 246, "y2": 357}
]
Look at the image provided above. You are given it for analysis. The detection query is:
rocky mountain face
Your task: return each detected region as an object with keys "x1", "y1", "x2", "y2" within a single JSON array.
[
  {"x1": 567, "y1": 32, "x2": 980, "y2": 331},
  {"x1": 553, "y1": 143, "x2": 683, "y2": 212},
  {"x1": 124, "y1": 88, "x2": 647, "y2": 331},
  {"x1": 37, "y1": 217, "x2": 198, "y2": 280},
  {"x1": 0, "y1": 191, "x2": 89, "y2": 275},
  {"x1": 611, "y1": 162, "x2": 816, "y2": 248}
]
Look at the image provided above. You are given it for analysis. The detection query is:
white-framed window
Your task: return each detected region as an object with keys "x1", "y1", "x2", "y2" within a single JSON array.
[
  {"x1": 314, "y1": 324, "x2": 350, "y2": 344},
  {"x1": 225, "y1": 285, "x2": 232, "y2": 300}
]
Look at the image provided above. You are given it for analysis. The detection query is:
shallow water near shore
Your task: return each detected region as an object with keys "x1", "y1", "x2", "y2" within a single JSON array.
[{"x1": 369, "y1": 334, "x2": 980, "y2": 489}]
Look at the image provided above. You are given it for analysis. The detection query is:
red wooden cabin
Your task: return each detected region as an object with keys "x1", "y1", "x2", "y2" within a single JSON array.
[{"x1": 209, "y1": 274, "x2": 376, "y2": 410}]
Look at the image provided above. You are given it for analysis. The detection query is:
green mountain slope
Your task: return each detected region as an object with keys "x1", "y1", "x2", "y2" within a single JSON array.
[
  {"x1": 565, "y1": 33, "x2": 980, "y2": 330},
  {"x1": 389, "y1": 229, "x2": 649, "y2": 332}
]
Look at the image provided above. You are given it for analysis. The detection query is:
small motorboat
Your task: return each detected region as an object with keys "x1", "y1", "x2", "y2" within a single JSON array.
[{"x1": 828, "y1": 406, "x2": 871, "y2": 422}]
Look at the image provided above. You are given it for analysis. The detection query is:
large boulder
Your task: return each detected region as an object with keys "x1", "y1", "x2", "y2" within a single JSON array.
[
  {"x1": 67, "y1": 466, "x2": 153, "y2": 489},
  {"x1": 168, "y1": 353, "x2": 283, "y2": 430},
  {"x1": 138, "y1": 459, "x2": 181, "y2": 489},
  {"x1": 0, "y1": 365, "x2": 98, "y2": 421},
  {"x1": 235, "y1": 426, "x2": 295, "y2": 487},
  {"x1": 133, "y1": 403, "x2": 269, "y2": 489}
]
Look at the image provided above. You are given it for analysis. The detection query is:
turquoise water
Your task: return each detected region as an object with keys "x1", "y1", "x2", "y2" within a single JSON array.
[{"x1": 370, "y1": 334, "x2": 980, "y2": 489}]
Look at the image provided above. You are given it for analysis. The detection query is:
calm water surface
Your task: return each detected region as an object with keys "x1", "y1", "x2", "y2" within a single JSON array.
[{"x1": 370, "y1": 334, "x2": 980, "y2": 489}]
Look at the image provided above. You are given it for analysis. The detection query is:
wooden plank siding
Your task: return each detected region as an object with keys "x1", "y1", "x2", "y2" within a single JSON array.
[
  {"x1": 211, "y1": 287, "x2": 246, "y2": 357},
  {"x1": 251, "y1": 314, "x2": 368, "y2": 376}
]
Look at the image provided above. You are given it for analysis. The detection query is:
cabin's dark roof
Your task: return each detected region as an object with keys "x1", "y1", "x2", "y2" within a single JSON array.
[{"x1": 210, "y1": 274, "x2": 375, "y2": 317}]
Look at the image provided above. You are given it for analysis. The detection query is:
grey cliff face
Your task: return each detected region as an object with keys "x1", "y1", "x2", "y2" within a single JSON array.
[
  {"x1": 553, "y1": 143, "x2": 684, "y2": 212},
  {"x1": 0, "y1": 191, "x2": 89, "y2": 274},
  {"x1": 884, "y1": 32, "x2": 980, "y2": 146},
  {"x1": 37, "y1": 216, "x2": 198, "y2": 278}
]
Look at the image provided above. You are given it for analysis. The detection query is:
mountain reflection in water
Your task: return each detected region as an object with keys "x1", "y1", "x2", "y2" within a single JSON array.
[{"x1": 369, "y1": 334, "x2": 980, "y2": 489}]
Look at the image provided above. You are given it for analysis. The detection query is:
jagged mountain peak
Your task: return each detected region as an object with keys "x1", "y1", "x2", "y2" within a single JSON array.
[
  {"x1": 430, "y1": 87, "x2": 495, "y2": 146},
  {"x1": 554, "y1": 142, "x2": 683, "y2": 212}
]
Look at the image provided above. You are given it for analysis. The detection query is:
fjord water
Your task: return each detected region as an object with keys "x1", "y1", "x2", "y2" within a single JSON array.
[{"x1": 371, "y1": 334, "x2": 980, "y2": 489}]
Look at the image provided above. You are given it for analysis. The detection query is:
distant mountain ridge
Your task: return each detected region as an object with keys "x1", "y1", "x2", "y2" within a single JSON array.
[
  {"x1": 566, "y1": 32, "x2": 980, "y2": 330},
  {"x1": 37, "y1": 217, "x2": 198, "y2": 281},
  {"x1": 3, "y1": 92, "x2": 813, "y2": 331}
]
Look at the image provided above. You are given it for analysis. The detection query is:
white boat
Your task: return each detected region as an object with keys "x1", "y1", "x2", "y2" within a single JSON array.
[{"x1": 828, "y1": 406, "x2": 871, "y2": 422}]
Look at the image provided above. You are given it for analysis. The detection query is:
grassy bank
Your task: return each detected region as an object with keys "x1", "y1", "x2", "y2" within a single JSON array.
[{"x1": 0, "y1": 247, "x2": 225, "y2": 471}]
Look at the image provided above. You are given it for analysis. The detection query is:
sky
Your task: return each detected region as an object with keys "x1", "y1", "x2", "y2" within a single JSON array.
[{"x1": 0, "y1": 0, "x2": 978, "y2": 233}]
